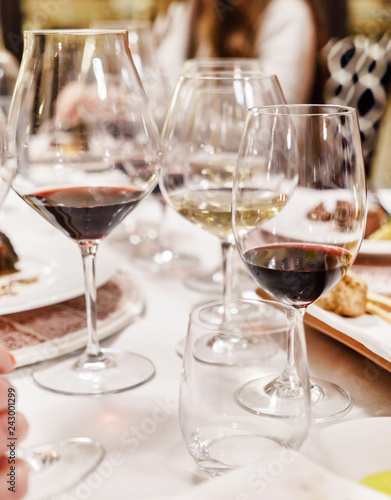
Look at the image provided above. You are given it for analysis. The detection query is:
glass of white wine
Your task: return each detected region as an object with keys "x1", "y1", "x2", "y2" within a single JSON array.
[
  {"x1": 160, "y1": 71, "x2": 285, "y2": 362},
  {"x1": 179, "y1": 57, "x2": 266, "y2": 295}
]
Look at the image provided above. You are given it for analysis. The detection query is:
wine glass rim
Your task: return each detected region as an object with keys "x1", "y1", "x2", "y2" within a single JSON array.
[
  {"x1": 24, "y1": 29, "x2": 129, "y2": 36},
  {"x1": 179, "y1": 72, "x2": 280, "y2": 82},
  {"x1": 184, "y1": 57, "x2": 263, "y2": 65},
  {"x1": 189, "y1": 298, "x2": 301, "y2": 332},
  {"x1": 248, "y1": 104, "x2": 357, "y2": 116}
]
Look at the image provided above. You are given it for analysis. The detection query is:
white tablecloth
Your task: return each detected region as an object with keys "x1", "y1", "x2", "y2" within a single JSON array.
[{"x1": 3, "y1": 193, "x2": 391, "y2": 500}]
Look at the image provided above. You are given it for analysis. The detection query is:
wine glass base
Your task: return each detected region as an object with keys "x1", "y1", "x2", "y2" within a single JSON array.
[
  {"x1": 27, "y1": 437, "x2": 104, "y2": 499},
  {"x1": 183, "y1": 267, "x2": 223, "y2": 294},
  {"x1": 235, "y1": 375, "x2": 352, "y2": 423},
  {"x1": 309, "y1": 377, "x2": 352, "y2": 423},
  {"x1": 236, "y1": 374, "x2": 307, "y2": 418},
  {"x1": 32, "y1": 348, "x2": 155, "y2": 396},
  {"x1": 133, "y1": 247, "x2": 199, "y2": 276}
]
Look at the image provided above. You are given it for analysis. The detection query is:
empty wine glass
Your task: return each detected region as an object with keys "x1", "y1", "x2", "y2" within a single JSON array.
[
  {"x1": 160, "y1": 71, "x2": 285, "y2": 362},
  {"x1": 91, "y1": 19, "x2": 198, "y2": 274},
  {"x1": 232, "y1": 104, "x2": 367, "y2": 422},
  {"x1": 8, "y1": 29, "x2": 161, "y2": 396}
]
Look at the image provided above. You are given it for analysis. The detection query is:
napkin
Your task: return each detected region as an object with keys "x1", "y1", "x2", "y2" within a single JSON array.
[{"x1": 155, "y1": 453, "x2": 389, "y2": 500}]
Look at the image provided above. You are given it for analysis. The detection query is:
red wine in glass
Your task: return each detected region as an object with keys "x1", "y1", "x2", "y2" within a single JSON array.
[
  {"x1": 22, "y1": 185, "x2": 144, "y2": 241},
  {"x1": 243, "y1": 244, "x2": 353, "y2": 308}
]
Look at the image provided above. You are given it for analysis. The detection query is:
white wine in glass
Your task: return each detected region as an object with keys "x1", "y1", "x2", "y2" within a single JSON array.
[
  {"x1": 160, "y1": 71, "x2": 285, "y2": 362},
  {"x1": 179, "y1": 57, "x2": 265, "y2": 295}
]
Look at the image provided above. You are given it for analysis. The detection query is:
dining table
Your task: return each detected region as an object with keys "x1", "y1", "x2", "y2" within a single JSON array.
[{"x1": 2, "y1": 189, "x2": 391, "y2": 500}]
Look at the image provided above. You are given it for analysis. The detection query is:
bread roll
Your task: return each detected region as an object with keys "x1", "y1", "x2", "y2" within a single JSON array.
[{"x1": 315, "y1": 272, "x2": 367, "y2": 317}]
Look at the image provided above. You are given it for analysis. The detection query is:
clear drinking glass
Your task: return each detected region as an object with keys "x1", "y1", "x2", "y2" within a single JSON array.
[
  {"x1": 7, "y1": 30, "x2": 161, "y2": 396},
  {"x1": 160, "y1": 72, "x2": 285, "y2": 361},
  {"x1": 180, "y1": 298, "x2": 311, "y2": 477},
  {"x1": 232, "y1": 104, "x2": 367, "y2": 423}
]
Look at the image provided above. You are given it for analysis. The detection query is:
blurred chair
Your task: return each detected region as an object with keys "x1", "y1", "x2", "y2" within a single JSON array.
[
  {"x1": 323, "y1": 34, "x2": 391, "y2": 176},
  {"x1": 371, "y1": 91, "x2": 391, "y2": 188}
]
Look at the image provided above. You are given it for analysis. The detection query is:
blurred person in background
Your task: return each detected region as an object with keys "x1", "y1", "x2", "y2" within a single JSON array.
[
  {"x1": 0, "y1": 0, "x2": 23, "y2": 61},
  {"x1": 153, "y1": 0, "x2": 328, "y2": 104}
]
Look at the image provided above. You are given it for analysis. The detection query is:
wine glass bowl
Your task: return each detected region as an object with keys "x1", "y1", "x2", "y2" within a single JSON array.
[
  {"x1": 8, "y1": 29, "x2": 161, "y2": 396},
  {"x1": 160, "y1": 72, "x2": 284, "y2": 276},
  {"x1": 90, "y1": 19, "x2": 170, "y2": 131},
  {"x1": 232, "y1": 104, "x2": 367, "y2": 422}
]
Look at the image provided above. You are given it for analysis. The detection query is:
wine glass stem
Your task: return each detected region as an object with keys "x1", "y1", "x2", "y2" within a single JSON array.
[
  {"x1": 157, "y1": 199, "x2": 169, "y2": 249},
  {"x1": 295, "y1": 306, "x2": 325, "y2": 402},
  {"x1": 221, "y1": 241, "x2": 235, "y2": 303},
  {"x1": 79, "y1": 242, "x2": 101, "y2": 358},
  {"x1": 276, "y1": 307, "x2": 304, "y2": 388}
]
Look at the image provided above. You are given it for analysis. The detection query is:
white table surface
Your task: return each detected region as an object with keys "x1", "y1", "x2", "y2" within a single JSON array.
[{"x1": 2, "y1": 193, "x2": 391, "y2": 500}]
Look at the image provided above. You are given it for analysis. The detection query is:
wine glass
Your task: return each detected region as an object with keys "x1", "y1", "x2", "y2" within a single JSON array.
[
  {"x1": 91, "y1": 20, "x2": 198, "y2": 275},
  {"x1": 179, "y1": 58, "x2": 265, "y2": 294},
  {"x1": 232, "y1": 104, "x2": 367, "y2": 423},
  {"x1": 160, "y1": 71, "x2": 285, "y2": 362},
  {"x1": 0, "y1": 78, "x2": 105, "y2": 499},
  {"x1": 7, "y1": 29, "x2": 161, "y2": 396}
]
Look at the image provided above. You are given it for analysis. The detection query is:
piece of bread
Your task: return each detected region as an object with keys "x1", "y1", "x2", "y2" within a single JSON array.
[{"x1": 315, "y1": 272, "x2": 367, "y2": 317}]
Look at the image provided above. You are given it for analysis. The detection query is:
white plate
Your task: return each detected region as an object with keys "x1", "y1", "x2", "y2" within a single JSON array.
[
  {"x1": 261, "y1": 187, "x2": 363, "y2": 245},
  {"x1": 313, "y1": 417, "x2": 391, "y2": 495},
  {"x1": 350, "y1": 260, "x2": 391, "y2": 294},
  {"x1": 307, "y1": 303, "x2": 391, "y2": 367},
  {"x1": 10, "y1": 273, "x2": 144, "y2": 367},
  {"x1": 360, "y1": 189, "x2": 391, "y2": 256},
  {"x1": 360, "y1": 239, "x2": 391, "y2": 256},
  {"x1": 377, "y1": 189, "x2": 391, "y2": 216},
  {"x1": 0, "y1": 232, "x2": 114, "y2": 315}
]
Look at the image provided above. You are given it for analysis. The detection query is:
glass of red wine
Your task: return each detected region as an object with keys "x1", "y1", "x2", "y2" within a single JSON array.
[
  {"x1": 0, "y1": 81, "x2": 105, "y2": 498},
  {"x1": 232, "y1": 104, "x2": 367, "y2": 423},
  {"x1": 7, "y1": 30, "x2": 161, "y2": 396}
]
